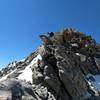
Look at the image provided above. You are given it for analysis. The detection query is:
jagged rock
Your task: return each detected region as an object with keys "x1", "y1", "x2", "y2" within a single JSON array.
[
  {"x1": 0, "y1": 78, "x2": 38, "y2": 100},
  {"x1": 44, "y1": 64, "x2": 61, "y2": 94},
  {"x1": 94, "y1": 57, "x2": 100, "y2": 72},
  {"x1": 54, "y1": 46, "x2": 87, "y2": 99},
  {"x1": 39, "y1": 35, "x2": 52, "y2": 45},
  {"x1": 0, "y1": 28, "x2": 100, "y2": 100}
]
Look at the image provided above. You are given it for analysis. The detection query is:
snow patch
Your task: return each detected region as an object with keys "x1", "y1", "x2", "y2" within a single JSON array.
[
  {"x1": 86, "y1": 74, "x2": 100, "y2": 93},
  {"x1": 19, "y1": 58, "x2": 25, "y2": 62},
  {"x1": 71, "y1": 43, "x2": 78, "y2": 47},
  {"x1": 76, "y1": 53, "x2": 86, "y2": 62},
  {"x1": 0, "y1": 69, "x2": 17, "y2": 81},
  {"x1": 18, "y1": 54, "x2": 42, "y2": 83},
  {"x1": 84, "y1": 74, "x2": 100, "y2": 99},
  {"x1": 7, "y1": 61, "x2": 17, "y2": 68},
  {"x1": 18, "y1": 65, "x2": 33, "y2": 83}
]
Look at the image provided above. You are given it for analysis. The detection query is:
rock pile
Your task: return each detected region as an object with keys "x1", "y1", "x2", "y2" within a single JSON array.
[{"x1": 0, "y1": 28, "x2": 100, "y2": 100}]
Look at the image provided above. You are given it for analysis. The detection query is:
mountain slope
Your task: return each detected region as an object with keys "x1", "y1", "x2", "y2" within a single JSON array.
[{"x1": 0, "y1": 28, "x2": 100, "y2": 100}]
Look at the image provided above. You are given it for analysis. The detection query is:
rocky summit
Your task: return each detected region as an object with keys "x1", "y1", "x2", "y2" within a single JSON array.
[{"x1": 0, "y1": 28, "x2": 100, "y2": 100}]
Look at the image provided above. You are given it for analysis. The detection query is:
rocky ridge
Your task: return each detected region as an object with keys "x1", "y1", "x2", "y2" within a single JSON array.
[{"x1": 0, "y1": 28, "x2": 100, "y2": 100}]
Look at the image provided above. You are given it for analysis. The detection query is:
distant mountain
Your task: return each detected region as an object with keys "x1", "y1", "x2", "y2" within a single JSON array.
[{"x1": 0, "y1": 28, "x2": 100, "y2": 100}]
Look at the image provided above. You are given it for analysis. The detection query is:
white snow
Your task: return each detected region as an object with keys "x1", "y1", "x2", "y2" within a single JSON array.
[
  {"x1": 18, "y1": 65, "x2": 33, "y2": 83},
  {"x1": 71, "y1": 43, "x2": 78, "y2": 47},
  {"x1": 86, "y1": 74, "x2": 100, "y2": 92},
  {"x1": 19, "y1": 58, "x2": 25, "y2": 62},
  {"x1": 75, "y1": 53, "x2": 86, "y2": 62},
  {"x1": 84, "y1": 74, "x2": 100, "y2": 99},
  {"x1": 7, "y1": 62, "x2": 16, "y2": 68},
  {"x1": 0, "y1": 69, "x2": 17, "y2": 81},
  {"x1": 18, "y1": 54, "x2": 42, "y2": 83},
  {"x1": 75, "y1": 53, "x2": 80, "y2": 56}
]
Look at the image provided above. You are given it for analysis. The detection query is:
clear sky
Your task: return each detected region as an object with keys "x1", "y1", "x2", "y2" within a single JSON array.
[{"x1": 0, "y1": 0, "x2": 100, "y2": 68}]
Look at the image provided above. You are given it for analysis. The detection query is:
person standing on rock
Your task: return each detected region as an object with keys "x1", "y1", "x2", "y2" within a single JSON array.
[{"x1": 39, "y1": 35, "x2": 52, "y2": 45}]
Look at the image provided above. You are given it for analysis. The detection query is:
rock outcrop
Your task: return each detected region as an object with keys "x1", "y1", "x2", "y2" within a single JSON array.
[{"x1": 0, "y1": 28, "x2": 100, "y2": 100}]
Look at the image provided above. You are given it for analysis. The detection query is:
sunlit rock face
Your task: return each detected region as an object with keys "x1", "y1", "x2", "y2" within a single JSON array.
[{"x1": 0, "y1": 28, "x2": 100, "y2": 100}]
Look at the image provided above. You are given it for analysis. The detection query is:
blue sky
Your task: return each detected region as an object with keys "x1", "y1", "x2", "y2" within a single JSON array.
[{"x1": 0, "y1": 0, "x2": 100, "y2": 68}]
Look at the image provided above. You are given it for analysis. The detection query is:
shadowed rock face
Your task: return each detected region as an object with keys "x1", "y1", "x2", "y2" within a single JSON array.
[{"x1": 0, "y1": 28, "x2": 100, "y2": 100}]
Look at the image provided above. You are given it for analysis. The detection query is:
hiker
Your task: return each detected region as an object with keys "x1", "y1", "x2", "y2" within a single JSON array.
[
  {"x1": 39, "y1": 35, "x2": 52, "y2": 45},
  {"x1": 48, "y1": 32, "x2": 54, "y2": 37}
]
